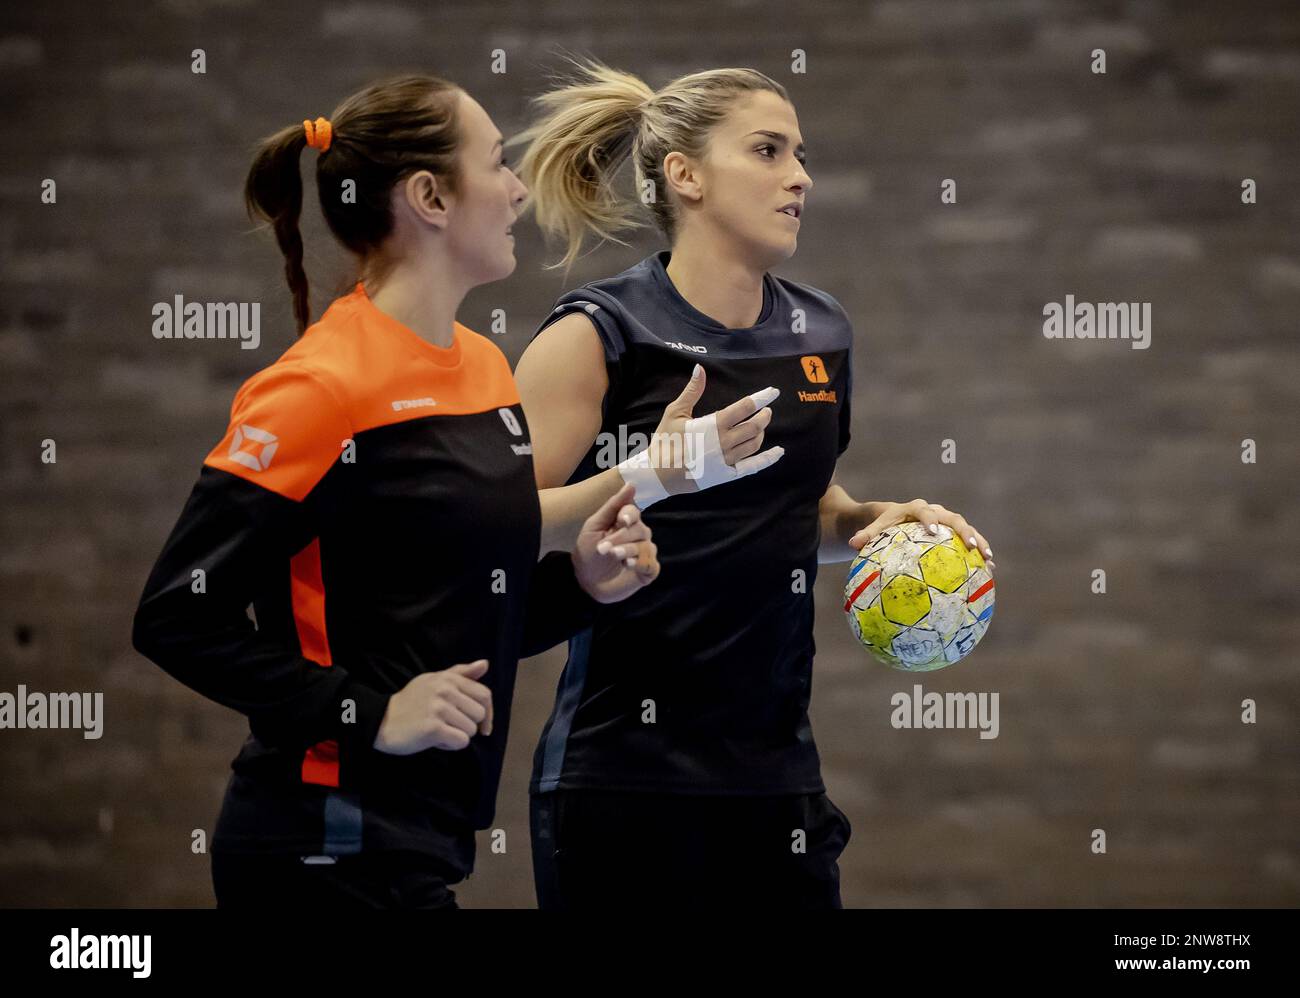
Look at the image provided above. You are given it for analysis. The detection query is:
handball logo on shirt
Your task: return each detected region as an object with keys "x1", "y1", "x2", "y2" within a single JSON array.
[
  {"x1": 800, "y1": 355, "x2": 829, "y2": 383},
  {"x1": 798, "y1": 355, "x2": 837, "y2": 403},
  {"x1": 228, "y1": 424, "x2": 278, "y2": 471},
  {"x1": 665, "y1": 340, "x2": 707, "y2": 353},
  {"x1": 498, "y1": 407, "x2": 532, "y2": 456}
]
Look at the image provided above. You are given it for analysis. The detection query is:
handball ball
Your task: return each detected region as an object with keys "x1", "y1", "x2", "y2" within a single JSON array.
[{"x1": 844, "y1": 521, "x2": 995, "y2": 671}]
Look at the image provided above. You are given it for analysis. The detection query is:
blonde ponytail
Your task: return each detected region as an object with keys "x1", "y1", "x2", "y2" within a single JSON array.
[
  {"x1": 512, "y1": 58, "x2": 654, "y2": 272},
  {"x1": 512, "y1": 57, "x2": 789, "y2": 273}
]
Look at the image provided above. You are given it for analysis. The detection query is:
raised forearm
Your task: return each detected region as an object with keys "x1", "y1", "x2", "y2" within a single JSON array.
[{"x1": 538, "y1": 466, "x2": 628, "y2": 555}]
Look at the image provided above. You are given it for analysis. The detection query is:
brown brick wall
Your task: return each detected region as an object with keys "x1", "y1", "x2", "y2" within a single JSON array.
[{"x1": 0, "y1": 0, "x2": 1296, "y2": 906}]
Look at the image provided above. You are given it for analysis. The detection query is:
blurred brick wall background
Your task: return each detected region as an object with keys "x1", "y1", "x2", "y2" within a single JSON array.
[{"x1": 1, "y1": 0, "x2": 1296, "y2": 907}]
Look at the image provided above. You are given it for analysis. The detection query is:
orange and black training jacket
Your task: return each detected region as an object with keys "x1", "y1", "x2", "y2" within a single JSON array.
[{"x1": 132, "y1": 283, "x2": 595, "y2": 871}]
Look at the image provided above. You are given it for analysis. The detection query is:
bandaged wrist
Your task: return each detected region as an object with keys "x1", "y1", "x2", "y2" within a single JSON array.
[{"x1": 617, "y1": 448, "x2": 670, "y2": 509}]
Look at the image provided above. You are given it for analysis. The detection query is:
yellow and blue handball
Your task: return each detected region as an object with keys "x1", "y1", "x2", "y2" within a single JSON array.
[{"x1": 844, "y1": 521, "x2": 995, "y2": 671}]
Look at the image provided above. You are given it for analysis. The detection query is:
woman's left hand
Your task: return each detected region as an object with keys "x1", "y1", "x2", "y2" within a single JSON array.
[
  {"x1": 849, "y1": 498, "x2": 996, "y2": 573},
  {"x1": 573, "y1": 482, "x2": 661, "y2": 603}
]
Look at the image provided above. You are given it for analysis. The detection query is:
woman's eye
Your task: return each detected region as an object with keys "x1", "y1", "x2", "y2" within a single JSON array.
[
  {"x1": 498, "y1": 157, "x2": 509, "y2": 169},
  {"x1": 757, "y1": 144, "x2": 805, "y2": 167}
]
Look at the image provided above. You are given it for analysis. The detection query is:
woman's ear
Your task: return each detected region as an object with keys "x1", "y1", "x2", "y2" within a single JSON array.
[
  {"x1": 663, "y1": 151, "x2": 703, "y2": 205},
  {"x1": 401, "y1": 170, "x2": 451, "y2": 230}
]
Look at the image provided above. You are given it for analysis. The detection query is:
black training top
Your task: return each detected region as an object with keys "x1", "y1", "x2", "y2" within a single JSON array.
[
  {"x1": 132, "y1": 283, "x2": 596, "y2": 877},
  {"x1": 530, "y1": 250, "x2": 854, "y2": 797}
]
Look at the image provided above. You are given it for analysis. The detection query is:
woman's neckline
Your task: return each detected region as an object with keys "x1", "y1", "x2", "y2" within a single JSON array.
[
  {"x1": 350, "y1": 281, "x2": 465, "y2": 369},
  {"x1": 649, "y1": 250, "x2": 776, "y2": 334}
]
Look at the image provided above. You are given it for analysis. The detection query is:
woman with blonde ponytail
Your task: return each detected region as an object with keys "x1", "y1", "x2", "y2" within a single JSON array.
[
  {"x1": 513, "y1": 59, "x2": 998, "y2": 909},
  {"x1": 132, "y1": 75, "x2": 662, "y2": 909}
]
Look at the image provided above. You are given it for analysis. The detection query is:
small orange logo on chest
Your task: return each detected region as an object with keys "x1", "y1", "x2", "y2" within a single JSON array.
[{"x1": 800, "y1": 355, "x2": 829, "y2": 383}]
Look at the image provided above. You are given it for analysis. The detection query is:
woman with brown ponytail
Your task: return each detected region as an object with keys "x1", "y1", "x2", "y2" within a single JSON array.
[
  {"x1": 511, "y1": 59, "x2": 999, "y2": 909},
  {"x1": 131, "y1": 75, "x2": 666, "y2": 909}
]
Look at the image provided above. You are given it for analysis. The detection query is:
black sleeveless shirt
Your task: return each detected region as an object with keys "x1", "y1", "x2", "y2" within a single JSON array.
[{"x1": 530, "y1": 250, "x2": 854, "y2": 795}]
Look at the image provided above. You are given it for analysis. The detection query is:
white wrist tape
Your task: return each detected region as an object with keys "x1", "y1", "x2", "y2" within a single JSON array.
[
  {"x1": 617, "y1": 447, "x2": 670, "y2": 509},
  {"x1": 618, "y1": 385, "x2": 783, "y2": 507},
  {"x1": 685, "y1": 386, "x2": 782, "y2": 488}
]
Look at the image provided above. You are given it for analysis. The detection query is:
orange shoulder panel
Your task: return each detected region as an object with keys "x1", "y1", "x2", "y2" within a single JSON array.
[{"x1": 203, "y1": 361, "x2": 353, "y2": 502}]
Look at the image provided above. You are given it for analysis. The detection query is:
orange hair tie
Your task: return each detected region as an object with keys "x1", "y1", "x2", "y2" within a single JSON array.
[{"x1": 303, "y1": 116, "x2": 332, "y2": 152}]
